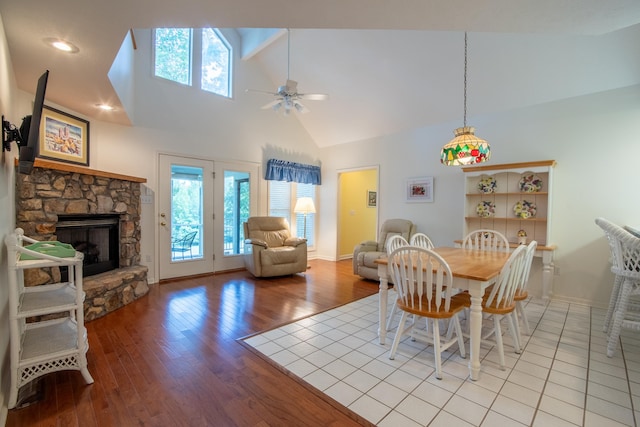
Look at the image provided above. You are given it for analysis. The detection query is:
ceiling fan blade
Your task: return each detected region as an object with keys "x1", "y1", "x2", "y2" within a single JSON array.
[
  {"x1": 298, "y1": 93, "x2": 329, "y2": 101},
  {"x1": 260, "y1": 99, "x2": 283, "y2": 109},
  {"x1": 246, "y1": 88, "x2": 278, "y2": 96}
]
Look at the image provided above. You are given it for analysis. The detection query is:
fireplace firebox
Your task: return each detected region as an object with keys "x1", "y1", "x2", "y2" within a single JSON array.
[{"x1": 56, "y1": 214, "x2": 120, "y2": 277}]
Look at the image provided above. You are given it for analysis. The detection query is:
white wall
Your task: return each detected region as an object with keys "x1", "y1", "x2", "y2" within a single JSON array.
[
  {"x1": 318, "y1": 84, "x2": 640, "y2": 306},
  {"x1": 0, "y1": 12, "x2": 16, "y2": 425}
]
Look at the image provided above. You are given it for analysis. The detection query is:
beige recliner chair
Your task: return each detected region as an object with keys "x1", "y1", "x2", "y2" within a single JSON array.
[
  {"x1": 353, "y1": 219, "x2": 417, "y2": 281},
  {"x1": 243, "y1": 216, "x2": 308, "y2": 277}
]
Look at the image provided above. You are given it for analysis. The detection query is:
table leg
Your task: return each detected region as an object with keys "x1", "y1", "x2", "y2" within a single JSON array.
[
  {"x1": 378, "y1": 273, "x2": 389, "y2": 345},
  {"x1": 468, "y1": 289, "x2": 483, "y2": 381}
]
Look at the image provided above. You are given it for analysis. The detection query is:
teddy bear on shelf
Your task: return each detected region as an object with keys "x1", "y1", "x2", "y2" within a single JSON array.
[{"x1": 518, "y1": 229, "x2": 527, "y2": 245}]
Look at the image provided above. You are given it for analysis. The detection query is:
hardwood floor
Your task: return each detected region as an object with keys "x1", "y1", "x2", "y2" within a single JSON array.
[{"x1": 6, "y1": 259, "x2": 379, "y2": 427}]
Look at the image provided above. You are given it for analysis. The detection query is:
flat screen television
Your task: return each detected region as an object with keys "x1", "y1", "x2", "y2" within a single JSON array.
[{"x1": 18, "y1": 70, "x2": 49, "y2": 174}]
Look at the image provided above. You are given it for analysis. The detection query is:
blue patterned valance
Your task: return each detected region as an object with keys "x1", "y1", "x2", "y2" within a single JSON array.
[{"x1": 265, "y1": 159, "x2": 321, "y2": 185}]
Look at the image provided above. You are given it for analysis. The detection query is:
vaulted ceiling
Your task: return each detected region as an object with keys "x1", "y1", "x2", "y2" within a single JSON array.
[{"x1": 1, "y1": 0, "x2": 639, "y2": 147}]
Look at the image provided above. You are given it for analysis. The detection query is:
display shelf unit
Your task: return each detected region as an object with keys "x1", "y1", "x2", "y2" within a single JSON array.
[
  {"x1": 460, "y1": 160, "x2": 557, "y2": 301},
  {"x1": 4, "y1": 228, "x2": 93, "y2": 409}
]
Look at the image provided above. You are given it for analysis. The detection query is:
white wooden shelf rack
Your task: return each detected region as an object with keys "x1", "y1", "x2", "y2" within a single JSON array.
[{"x1": 4, "y1": 228, "x2": 93, "y2": 409}]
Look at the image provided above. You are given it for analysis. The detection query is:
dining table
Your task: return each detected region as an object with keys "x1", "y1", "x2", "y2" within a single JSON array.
[{"x1": 374, "y1": 246, "x2": 510, "y2": 381}]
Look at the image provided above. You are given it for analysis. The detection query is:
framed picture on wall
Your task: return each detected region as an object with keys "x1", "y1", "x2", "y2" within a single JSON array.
[
  {"x1": 367, "y1": 190, "x2": 377, "y2": 207},
  {"x1": 406, "y1": 176, "x2": 434, "y2": 203},
  {"x1": 38, "y1": 105, "x2": 90, "y2": 166}
]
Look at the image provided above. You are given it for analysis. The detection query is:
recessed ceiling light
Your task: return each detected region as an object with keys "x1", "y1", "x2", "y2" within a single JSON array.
[
  {"x1": 95, "y1": 104, "x2": 115, "y2": 111},
  {"x1": 43, "y1": 38, "x2": 79, "y2": 53}
]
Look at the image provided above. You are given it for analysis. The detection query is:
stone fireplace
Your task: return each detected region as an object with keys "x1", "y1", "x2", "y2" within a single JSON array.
[
  {"x1": 15, "y1": 158, "x2": 149, "y2": 321},
  {"x1": 56, "y1": 214, "x2": 121, "y2": 277}
]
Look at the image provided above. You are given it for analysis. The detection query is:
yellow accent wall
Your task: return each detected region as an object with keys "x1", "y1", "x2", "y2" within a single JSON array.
[{"x1": 338, "y1": 169, "x2": 378, "y2": 258}]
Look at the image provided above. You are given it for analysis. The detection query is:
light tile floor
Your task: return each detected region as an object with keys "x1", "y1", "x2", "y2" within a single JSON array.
[{"x1": 242, "y1": 293, "x2": 639, "y2": 426}]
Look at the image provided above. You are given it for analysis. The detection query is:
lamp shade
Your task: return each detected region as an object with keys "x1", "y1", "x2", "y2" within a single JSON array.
[
  {"x1": 440, "y1": 126, "x2": 491, "y2": 166},
  {"x1": 294, "y1": 197, "x2": 316, "y2": 214}
]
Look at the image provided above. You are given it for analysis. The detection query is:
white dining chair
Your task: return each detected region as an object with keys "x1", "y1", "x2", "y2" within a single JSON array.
[
  {"x1": 458, "y1": 244, "x2": 527, "y2": 369},
  {"x1": 462, "y1": 229, "x2": 510, "y2": 253},
  {"x1": 410, "y1": 232, "x2": 434, "y2": 249},
  {"x1": 385, "y1": 234, "x2": 409, "y2": 252},
  {"x1": 514, "y1": 240, "x2": 537, "y2": 339},
  {"x1": 384, "y1": 235, "x2": 410, "y2": 331},
  {"x1": 387, "y1": 246, "x2": 467, "y2": 379}
]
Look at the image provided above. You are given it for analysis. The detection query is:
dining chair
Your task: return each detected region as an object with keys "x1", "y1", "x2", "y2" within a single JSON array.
[
  {"x1": 410, "y1": 232, "x2": 435, "y2": 249},
  {"x1": 462, "y1": 229, "x2": 510, "y2": 252},
  {"x1": 384, "y1": 235, "x2": 410, "y2": 331},
  {"x1": 385, "y1": 234, "x2": 409, "y2": 252},
  {"x1": 595, "y1": 218, "x2": 640, "y2": 335},
  {"x1": 594, "y1": 217, "x2": 640, "y2": 357},
  {"x1": 514, "y1": 240, "x2": 537, "y2": 339},
  {"x1": 387, "y1": 246, "x2": 467, "y2": 379},
  {"x1": 457, "y1": 244, "x2": 527, "y2": 369}
]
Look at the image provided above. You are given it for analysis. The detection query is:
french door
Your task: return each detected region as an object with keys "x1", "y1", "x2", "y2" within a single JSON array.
[
  {"x1": 159, "y1": 155, "x2": 259, "y2": 278},
  {"x1": 213, "y1": 160, "x2": 259, "y2": 271},
  {"x1": 158, "y1": 154, "x2": 214, "y2": 279}
]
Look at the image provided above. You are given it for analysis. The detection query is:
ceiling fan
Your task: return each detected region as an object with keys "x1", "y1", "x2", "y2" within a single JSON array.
[{"x1": 246, "y1": 29, "x2": 328, "y2": 115}]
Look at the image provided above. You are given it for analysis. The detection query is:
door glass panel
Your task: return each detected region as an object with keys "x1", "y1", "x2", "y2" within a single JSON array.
[
  {"x1": 171, "y1": 165, "x2": 204, "y2": 261},
  {"x1": 223, "y1": 170, "x2": 250, "y2": 255}
]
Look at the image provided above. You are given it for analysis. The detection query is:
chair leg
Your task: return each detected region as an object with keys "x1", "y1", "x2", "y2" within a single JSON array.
[
  {"x1": 507, "y1": 313, "x2": 522, "y2": 354},
  {"x1": 607, "y1": 279, "x2": 632, "y2": 357},
  {"x1": 432, "y1": 318, "x2": 443, "y2": 380},
  {"x1": 453, "y1": 315, "x2": 466, "y2": 359},
  {"x1": 604, "y1": 275, "x2": 623, "y2": 333},
  {"x1": 493, "y1": 316, "x2": 506, "y2": 370},
  {"x1": 516, "y1": 300, "x2": 530, "y2": 335},
  {"x1": 386, "y1": 300, "x2": 398, "y2": 331},
  {"x1": 389, "y1": 312, "x2": 410, "y2": 360}
]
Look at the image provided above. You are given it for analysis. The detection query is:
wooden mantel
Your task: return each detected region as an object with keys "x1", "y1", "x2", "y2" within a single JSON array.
[{"x1": 16, "y1": 158, "x2": 147, "y2": 183}]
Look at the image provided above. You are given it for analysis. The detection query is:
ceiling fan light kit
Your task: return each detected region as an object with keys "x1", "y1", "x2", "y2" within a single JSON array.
[
  {"x1": 441, "y1": 32, "x2": 491, "y2": 166},
  {"x1": 247, "y1": 29, "x2": 328, "y2": 115}
]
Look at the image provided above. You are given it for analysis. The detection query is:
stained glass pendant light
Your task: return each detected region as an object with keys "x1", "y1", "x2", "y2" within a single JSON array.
[{"x1": 440, "y1": 32, "x2": 491, "y2": 166}]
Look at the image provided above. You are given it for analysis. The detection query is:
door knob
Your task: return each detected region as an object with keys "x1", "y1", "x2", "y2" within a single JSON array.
[
  {"x1": 160, "y1": 221, "x2": 166, "y2": 226},
  {"x1": 160, "y1": 213, "x2": 166, "y2": 218}
]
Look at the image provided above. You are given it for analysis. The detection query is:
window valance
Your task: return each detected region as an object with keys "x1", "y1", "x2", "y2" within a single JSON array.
[{"x1": 265, "y1": 159, "x2": 321, "y2": 185}]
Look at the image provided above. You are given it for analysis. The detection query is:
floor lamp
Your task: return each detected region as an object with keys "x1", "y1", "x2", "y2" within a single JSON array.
[
  {"x1": 294, "y1": 197, "x2": 315, "y2": 269},
  {"x1": 294, "y1": 197, "x2": 316, "y2": 240}
]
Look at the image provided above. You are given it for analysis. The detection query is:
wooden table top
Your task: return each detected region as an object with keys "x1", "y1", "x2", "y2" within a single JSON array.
[{"x1": 375, "y1": 247, "x2": 510, "y2": 282}]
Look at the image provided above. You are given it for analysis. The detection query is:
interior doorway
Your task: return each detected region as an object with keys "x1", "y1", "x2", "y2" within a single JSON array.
[{"x1": 337, "y1": 167, "x2": 379, "y2": 260}]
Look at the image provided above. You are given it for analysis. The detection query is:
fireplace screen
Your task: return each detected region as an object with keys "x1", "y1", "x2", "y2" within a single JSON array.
[{"x1": 56, "y1": 215, "x2": 120, "y2": 277}]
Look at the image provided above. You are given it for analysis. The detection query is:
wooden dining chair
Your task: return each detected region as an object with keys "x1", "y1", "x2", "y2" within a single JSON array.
[
  {"x1": 409, "y1": 232, "x2": 435, "y2": 249},
  {"x1": 384, "y1": 235, "x2": 410, "y2": 331},
  {"x1": 514, "y1": 240, "x2": 538, "y2": 338},
  {"x1": 387, "y1": 246, "x2": 466, "y2": 379},
  {"x1": 462, "y1": 229, "x2": 510, "y2": 253},
  {"x1": 458, "y1": 244, "x2": 527, "y2": 369}
]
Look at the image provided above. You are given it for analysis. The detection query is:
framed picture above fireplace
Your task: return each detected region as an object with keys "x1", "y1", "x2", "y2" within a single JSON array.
[{"x1": 38, "y1": 105, "x2": 90, "y2": 167}]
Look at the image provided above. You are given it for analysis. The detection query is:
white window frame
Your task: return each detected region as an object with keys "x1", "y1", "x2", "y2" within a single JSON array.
[
  {"x1": 153, "y1": 27, "x2": 232, "y2": 98},
  {"x1": 268, "y1": 181, "x2": 317, "y2": 249}
]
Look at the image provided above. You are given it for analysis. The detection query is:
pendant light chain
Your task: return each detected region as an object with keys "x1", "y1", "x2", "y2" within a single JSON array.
[{"x1": 463, "y1": 31, "x2": 468, "y2": 128}]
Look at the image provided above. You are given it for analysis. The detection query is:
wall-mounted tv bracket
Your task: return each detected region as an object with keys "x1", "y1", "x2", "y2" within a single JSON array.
[{"x1": 2, "y1": 115, "x2": 23, "y2": 152}]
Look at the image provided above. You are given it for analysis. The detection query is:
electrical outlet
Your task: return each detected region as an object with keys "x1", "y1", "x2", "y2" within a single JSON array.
[
  {"x1": 554, "y1": 267, "x2": 560, "y2": 276},
  {"x1": 145, "y1": 254, "x2": 152, "y2": 262},
  {"x1": 141, "y1": 195, "x2": 153, "y2": 204}
]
